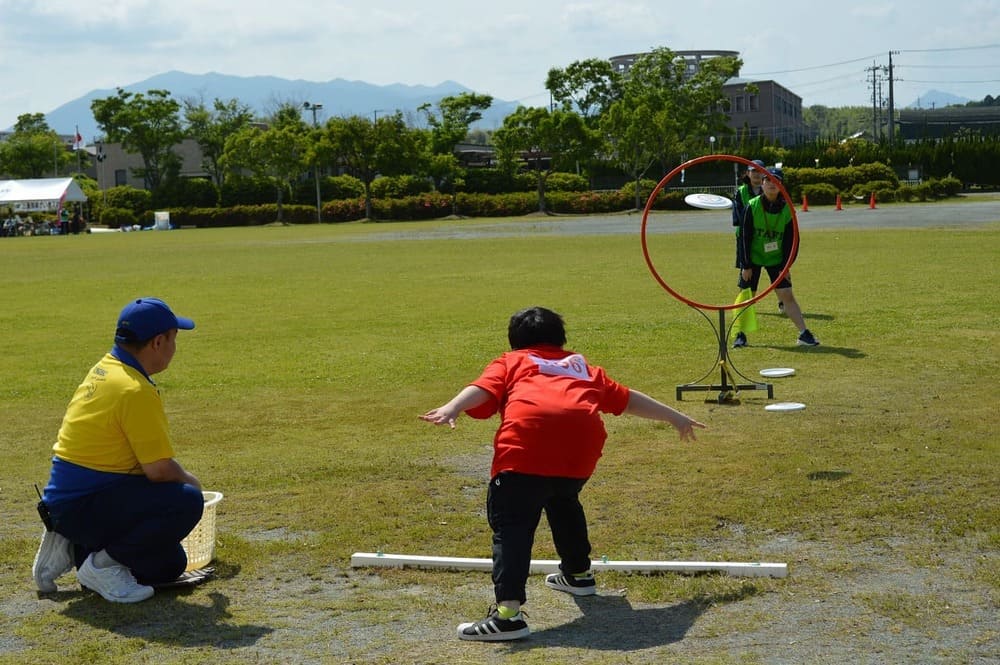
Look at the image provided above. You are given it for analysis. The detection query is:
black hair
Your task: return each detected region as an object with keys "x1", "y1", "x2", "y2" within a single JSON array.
[
  {"x1": 508, "y1": 306, "x2": 567, "y2": 349},
  {"x1": 114, "y1": 327, "x2": 155, "y2": 351}
]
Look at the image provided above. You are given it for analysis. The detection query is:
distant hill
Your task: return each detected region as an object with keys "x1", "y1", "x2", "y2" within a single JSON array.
[
  {"x1": 37, "y1": 71, "x2": 523, "y2": 139},
  {"x1": 906, "y1": 89, "x2": 971, "y2": 110}
]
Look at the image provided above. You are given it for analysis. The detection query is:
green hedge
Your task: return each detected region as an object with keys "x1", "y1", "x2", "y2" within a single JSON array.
[
  {"x1": 164, "y1": 204, "x2": 318, "y2": 228},
  {"x1": 107, "y1": 170, "x2": 968, "y2": 226}
]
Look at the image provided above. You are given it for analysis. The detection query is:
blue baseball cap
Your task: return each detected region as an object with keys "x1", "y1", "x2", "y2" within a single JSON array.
[
  {"x1": 115, "y1": 297, "x2": 195, "y2": 343},
  {"x1": 765, "y1": 167, "x2": 783, "y2": 181},
  {"x1": 749, "y1": 159, "x2": 765, "y2": 169}
]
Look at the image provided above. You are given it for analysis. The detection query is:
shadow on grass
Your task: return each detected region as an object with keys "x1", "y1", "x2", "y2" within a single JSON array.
[
  {"x1": 58, "y1": 562, "x2": 273, "y2": 647},
  {"x1": 512, "y1": 584, "x2": 757, "y2": 651},
  {"x1": 808, "y1": 470, "x2": 851, "y2": 481},
  {"x1": 751, "y1": 343, "x2": 866, "y2": 359}
]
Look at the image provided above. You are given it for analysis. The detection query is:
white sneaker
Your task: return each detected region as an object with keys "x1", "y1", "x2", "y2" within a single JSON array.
[
  {"x1": 32, "y1": 528, "x2": 74, "y2": 592},
  {"x1": 77, "y1": 553, "x2": 154, "y2": 603}
]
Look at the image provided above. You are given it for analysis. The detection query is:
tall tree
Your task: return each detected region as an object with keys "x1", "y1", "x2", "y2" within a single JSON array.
[
  {"x1": 418, "y1": 92, "x2": 493, "y2": 154},
  {"x1": 325, "y1": 112, "x2": 425, "y2": 220},
  {"x1": 601, "y1": 100, "x2": 676, "y2": 210},
  {"x1": 0, "y1": 113, "x2": 74, "y2": 178},
  {"x1": 183, "y1": 97, "x2": 255, "y2": 187},
  {"x1": 492, "y1": 106, "x2": 598, "y2": 214},
  {"x1": 220, "y1": 125, "x2": 308, "y2": 222},
  {"x1": 418, "y1": 92, "x2": 493, "y2": 212},
  {"x1": 600, "y1": 48, "x2": 741, "y2": 194},
  {"x1": 91, "y1": 88, "x2": 184, "y2": 190},
  {"x1": 545, "y1": 58, "x2": 622, "y2": 124}
]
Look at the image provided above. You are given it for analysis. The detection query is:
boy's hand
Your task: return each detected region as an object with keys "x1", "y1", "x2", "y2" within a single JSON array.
[
  {"x1": 419, "y1": 407, "x2": 460, "y2": 429},
  {"x1": 674, "y1": 415, "x2": 706, "y2": 442}
]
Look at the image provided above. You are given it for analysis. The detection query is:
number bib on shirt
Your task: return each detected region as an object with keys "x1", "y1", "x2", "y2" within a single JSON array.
[{"x1": 529, "y1": 353, "x2": 591, "y2": 380}]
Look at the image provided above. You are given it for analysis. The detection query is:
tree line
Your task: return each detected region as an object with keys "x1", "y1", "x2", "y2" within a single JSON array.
[{"x1": 3, "y1": 46, "x2": 999, "y2": 225}]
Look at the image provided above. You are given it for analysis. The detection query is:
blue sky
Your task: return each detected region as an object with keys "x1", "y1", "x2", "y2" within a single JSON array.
[{"x1": 1, "y1": 0, "x2": 999, "y2": 130}]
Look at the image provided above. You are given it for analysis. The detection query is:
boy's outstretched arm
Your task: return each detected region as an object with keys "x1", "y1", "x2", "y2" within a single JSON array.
[
  {"x1": 624, "y1": 389, "x2": 706, "y2": 441},
  {"x1": 420, "y1": 385, "x2": 492, "y2": 429}
]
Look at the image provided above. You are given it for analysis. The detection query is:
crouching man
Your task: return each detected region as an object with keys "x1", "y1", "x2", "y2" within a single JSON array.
[{"x1": 33, "y1": 297, "x2": 204, "y2": 602}]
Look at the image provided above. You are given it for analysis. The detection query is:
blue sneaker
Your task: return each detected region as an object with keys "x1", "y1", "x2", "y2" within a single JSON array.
[
  {"x1": 797, "y1": 329, "x2": 820, "y2": 347},
  {"x1": 733, "y1": 332, "x2": 748, "y2": 348}
]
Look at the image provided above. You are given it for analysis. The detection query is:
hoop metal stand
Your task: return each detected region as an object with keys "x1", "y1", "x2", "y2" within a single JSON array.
[{"x1": 676, "y1": 308, "x2": 773, "y2": 403}]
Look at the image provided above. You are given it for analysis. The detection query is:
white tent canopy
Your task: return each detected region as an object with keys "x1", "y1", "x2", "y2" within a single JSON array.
[{"x1": 0, "y1": 178, "x2": 87, "y2": 213}]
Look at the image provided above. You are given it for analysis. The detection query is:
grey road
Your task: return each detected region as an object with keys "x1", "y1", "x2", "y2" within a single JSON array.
[{"x1": 364, "y1": 195, "x2": 1000, "y2": 241}]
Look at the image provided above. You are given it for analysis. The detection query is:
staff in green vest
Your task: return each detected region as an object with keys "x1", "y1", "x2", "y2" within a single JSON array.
[{"x1": 733, "y1": 167, "x2": 820, "y2": 348}]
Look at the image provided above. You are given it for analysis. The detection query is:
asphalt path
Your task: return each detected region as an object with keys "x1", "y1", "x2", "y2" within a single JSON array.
[{"x1": 364, "y1": 195, "x2": 1000, "y2": 241}]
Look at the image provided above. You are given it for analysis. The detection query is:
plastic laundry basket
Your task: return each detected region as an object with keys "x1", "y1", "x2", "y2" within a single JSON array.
[{"x1": 181, "y1": 491, "x2": 223, "y2": 571}]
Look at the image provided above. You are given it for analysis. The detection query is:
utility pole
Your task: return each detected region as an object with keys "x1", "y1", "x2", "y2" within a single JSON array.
[
  {"x1": 887, "y1": 50, "x2": 899, "y2": 148},
  {"x1": 302, "y1": 102, "x2": 323, "y2": 223},
  {"x1": 866, "y1": 63, "x2": 880, "y2": 141}
]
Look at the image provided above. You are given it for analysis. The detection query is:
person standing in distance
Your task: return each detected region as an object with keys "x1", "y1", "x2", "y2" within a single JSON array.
[
  {"x1": 32, "y1": 297, "x2": 204, "y2": 602},
  {"x1": 734, "y1": 168, "x2": 820, "y2": 347},
  {"x1": 420, "y1": 306, "x2": 706, "y2": 641}
]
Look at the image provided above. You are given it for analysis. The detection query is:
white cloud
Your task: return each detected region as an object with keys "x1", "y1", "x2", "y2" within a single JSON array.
[{"x1": 1, "y1": 0, "x2": 997, "y2": 130}]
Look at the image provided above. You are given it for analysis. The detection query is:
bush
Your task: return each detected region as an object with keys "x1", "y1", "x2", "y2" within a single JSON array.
[
  {"x1": 100, "y1": 207, "x2": 137, "y2": 229},
  {"x1": 801, "y1": 183, "x2": 839, "y2": 205},
  {"x1": 104, "y1": 186, "x2": 152, "y2": 218},
  {"x1": 939, "y1": 175, "x2": 963, "y2": 196},
  {"x1": 323, "y1": 198, "x2": 367, "y2": 222},
  {"x1": 850, "y1": 181, "x2": 896, "y2": 200},
  {"x1": 221, "y1": 176, "x2": 289, "y2": 206},
  {"x1": 620, "y1": 179, "x2": 661, "y2": 207},
  {"x1": 896, "y1": 184, "x2": 917, "y2": 202},
  {"x1": 167, "y1": 204, "x2": 318, "y2": 228},
  {"x1": 323, "y1": 175, "x2": 364, "y2": 200},
  {"x1": 370, "y1": 175, "x2": 433, "y2": 199},
  {"x1": 153, "y1": 177, "x2": 219, "y2": 209},
  {"x1": 463, "y1": 169, "x2": 533, "y2": 194},
  {"x1": 546, "y1": 172, "x2": 589, "y2": 192}
]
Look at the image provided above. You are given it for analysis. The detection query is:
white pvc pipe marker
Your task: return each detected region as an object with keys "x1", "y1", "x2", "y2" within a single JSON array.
[{"x1": 350, "y1": 552, "x2": 787, "y2": 579}]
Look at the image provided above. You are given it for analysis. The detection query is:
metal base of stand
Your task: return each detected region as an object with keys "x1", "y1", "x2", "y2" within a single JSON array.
[{"x1": 677, "y1": 309, "x2": 773, "y2": 403}]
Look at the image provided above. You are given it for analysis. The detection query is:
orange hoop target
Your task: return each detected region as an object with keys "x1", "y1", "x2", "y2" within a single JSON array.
[{"x1": 640, "y1": 154, "x2": 800, "y2": 311}]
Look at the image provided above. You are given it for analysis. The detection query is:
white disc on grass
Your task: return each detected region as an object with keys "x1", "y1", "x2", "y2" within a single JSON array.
[
  {"x1": 760, "y1": 368, "x2": 796, "y2": 378},
  {"x1": 684, "y1": 193, "x2": 733, "y2": 210},
  {"x1": 765, "y1": 402, "x2": 806, "y2": 412}
]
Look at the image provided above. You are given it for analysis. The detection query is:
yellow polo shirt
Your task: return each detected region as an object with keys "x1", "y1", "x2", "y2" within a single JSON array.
[{"x1": 53, "y1": 353, "x2": 176, "y2": 474}]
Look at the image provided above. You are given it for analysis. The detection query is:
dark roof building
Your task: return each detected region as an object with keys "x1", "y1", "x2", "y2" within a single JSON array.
[{"x1": 897, "y1": 107, "x2": 1000, "y2": 140}]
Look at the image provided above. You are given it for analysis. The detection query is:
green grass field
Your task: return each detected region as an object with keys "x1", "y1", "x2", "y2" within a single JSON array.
[{"x1": 1, "y1": 216, "x2": 998, "y2": 664}]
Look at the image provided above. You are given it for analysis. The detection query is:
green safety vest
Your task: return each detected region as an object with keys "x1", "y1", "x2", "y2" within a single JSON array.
[{"x1": 747, "y1": 196, "x2": 791, "y2": 267}]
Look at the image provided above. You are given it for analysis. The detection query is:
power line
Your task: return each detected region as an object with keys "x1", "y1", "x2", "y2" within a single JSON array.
[
  {"x1": 743, "y1": 54, "x2": 881, "y2": 77},
  {"x1": 899, "y1": 43, "x2": 1000, "y2": 54},
  {"x1": 903, "y1": 78, "x2": 1000, "y2": 84}
]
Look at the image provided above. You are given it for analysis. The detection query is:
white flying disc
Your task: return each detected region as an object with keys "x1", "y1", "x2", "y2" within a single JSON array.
[
  {"x1": 765, "y1": 402, "x2": 806, "y2": 412},
  {"x1": 760, "y1": 367, "x2": 796, "y2": 378},
  {"x1": 684, "y1": 193, "x2": 733, "y2": 210}
]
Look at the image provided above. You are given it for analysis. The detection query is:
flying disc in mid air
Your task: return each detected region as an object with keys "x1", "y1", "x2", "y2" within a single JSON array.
[{"x1": 684, "y1": 193, "x2": 733, "y2": 210}]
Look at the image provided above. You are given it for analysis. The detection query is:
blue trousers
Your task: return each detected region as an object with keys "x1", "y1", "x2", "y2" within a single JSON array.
[
  {"x1": 48, "y1": 477, "x2": 203, "y2": 585},
  {"x1": 487, "y1": 471, "x2": 592, "y2": 604}
]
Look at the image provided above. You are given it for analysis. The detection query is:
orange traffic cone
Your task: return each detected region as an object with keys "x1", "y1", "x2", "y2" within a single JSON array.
[
  {"x1": 835, "y1": 194, "x2": 843, "y2": 211},
  {"x1": 801, "y1": 194, "x2": 809, "y2": 212},
  {"x1": 869, "y1": 192, "x2": 876, "y2": 209}
]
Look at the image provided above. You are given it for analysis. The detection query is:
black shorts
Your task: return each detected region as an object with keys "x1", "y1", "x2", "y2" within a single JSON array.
[{"x1": 739, "y1": 264, "x2": 791, "y2": 292}]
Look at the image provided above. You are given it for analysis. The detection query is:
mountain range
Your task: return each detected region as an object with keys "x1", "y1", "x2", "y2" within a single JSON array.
[
  {"x1": 26, "y1": 71, "x2": 974, "y2": 139},
  {"x1": 39, "y1": 70, "x2": 524, "y2": 140}
]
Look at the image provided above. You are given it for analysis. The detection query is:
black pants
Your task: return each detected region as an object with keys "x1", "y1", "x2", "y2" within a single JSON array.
[{"x1": 487, "y1": 471, "x2": 591, "y2": 604}]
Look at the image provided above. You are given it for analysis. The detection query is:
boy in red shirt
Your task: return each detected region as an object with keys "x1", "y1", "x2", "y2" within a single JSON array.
[{"x1": 421, "y1": 306, "x2": 705, "y2": 641}]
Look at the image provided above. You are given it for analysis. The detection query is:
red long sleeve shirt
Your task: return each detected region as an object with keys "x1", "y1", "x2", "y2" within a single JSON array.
[{"x1": 466, "y1": 345, "x2": 631, "y2": 479}]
